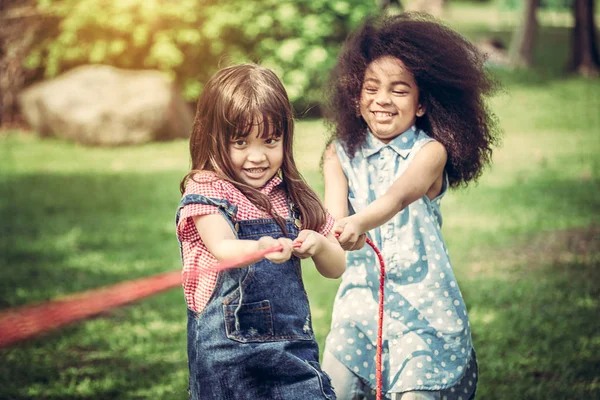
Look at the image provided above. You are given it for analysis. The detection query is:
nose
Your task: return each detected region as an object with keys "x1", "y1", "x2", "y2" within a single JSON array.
[
  {"x1": 374, "y1": 90, "x2": 392, "y2": 106},
  {"x1": 247, "y1": 147, "x2": 267, "y2": 163}
]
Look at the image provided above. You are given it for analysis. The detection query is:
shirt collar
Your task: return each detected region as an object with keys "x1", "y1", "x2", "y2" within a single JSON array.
[
  {"x1": 260, "y1": 175, "x2": 283, "y2": 195},
  {"x1": 362, "y1": 125, "x2": 419, "y2": 159}
]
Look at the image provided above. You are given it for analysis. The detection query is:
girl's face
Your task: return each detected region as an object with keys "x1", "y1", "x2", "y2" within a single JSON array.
[
  {"x1": 229, "y1": 123, "x2": 283, "y2": 189},
  {"x1": 359, "y1": 56, "x2": 424, "y2": 143}
]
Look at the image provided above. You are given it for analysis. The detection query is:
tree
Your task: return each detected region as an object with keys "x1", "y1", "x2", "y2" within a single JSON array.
[
  {"x1": 568, "y1": 0, "x2": 600, "y2": 77},
  {"x1": 0, "y1": 0, "x2": 44, "y2": 126},
  {"x1": 509, "y1": 0, "x2": 540, "y2": 68}
]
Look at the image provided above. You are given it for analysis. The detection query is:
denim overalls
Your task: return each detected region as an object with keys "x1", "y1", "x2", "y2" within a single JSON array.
[{"x1": 177, "y1": 194, "x2": 335, "y2": 400}]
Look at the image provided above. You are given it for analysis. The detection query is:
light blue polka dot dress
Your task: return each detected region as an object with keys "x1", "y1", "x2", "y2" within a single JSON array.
[{"x1": 326, "y1": 126, "x2": 478, "y2": 399}]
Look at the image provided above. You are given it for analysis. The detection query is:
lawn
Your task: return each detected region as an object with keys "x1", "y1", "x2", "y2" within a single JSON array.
[{"x1": 1, "y1": 3, "x2": 599, "y2": 400}]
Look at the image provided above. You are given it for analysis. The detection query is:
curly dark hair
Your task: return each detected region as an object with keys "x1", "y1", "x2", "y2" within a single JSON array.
[{"x1": 325, "y1": 12, "x2": 501, "y2": 187}]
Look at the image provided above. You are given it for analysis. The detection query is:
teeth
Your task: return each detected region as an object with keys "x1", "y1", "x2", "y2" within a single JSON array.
[
  {"x1": 246, "y1": 168, "x2": 265, "y2": 173},
  {"x1": 374, "y1": 111, "x2": 393, "y2": 117}
]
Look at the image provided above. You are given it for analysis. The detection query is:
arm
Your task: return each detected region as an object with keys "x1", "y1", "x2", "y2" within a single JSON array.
[
  {"x1": 322, "y1": 143, "x2": 349, "y2": 220},
  {"x1": 322, "y1": 142, "x2": 367, "y2": 250},
  {"x1": 194, "y1": 214, "x2": 293, "y2": 267},
  {"x1": 293, "y1": 229, "x2": 346, "y2": 279},
  {"x1": 337, "y1": 141, "x2": 447, "y2": 247}
]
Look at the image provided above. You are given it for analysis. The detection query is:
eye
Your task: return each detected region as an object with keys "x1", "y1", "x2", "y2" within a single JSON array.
[
  {"x1": 264, "y1": 137, "x2": 280, "y2": 146},
  {"x1": 392, "y1": 90, "x2": 408, "y2": 95},
  {"x1": 363, "y1": 86, "x2": 378, "y2": 94},
  {"x1": 231, "y1": 139, "x2": 246, "y2": 147}
]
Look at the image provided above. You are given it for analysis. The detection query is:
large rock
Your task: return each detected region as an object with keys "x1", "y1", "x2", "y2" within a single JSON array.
[{"x1": 18, "y1": 65, "x2": 193, "y2": 146}]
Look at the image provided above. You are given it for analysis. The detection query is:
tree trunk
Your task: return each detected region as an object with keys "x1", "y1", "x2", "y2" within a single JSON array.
[
  {"x1": 0, "y1": 1, "x2": 46, "y2": 127},
  {"x1": 568, "y1": 0, "x2": 600, "y2": 77},
  {"x1": 509, "y1": 0, "x2": 540, "y2": 68},
  {"x1": 0, "y1": 0, "x2": 6, "y2": 126}
]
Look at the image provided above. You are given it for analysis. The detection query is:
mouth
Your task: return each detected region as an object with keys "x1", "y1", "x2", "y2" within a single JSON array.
[
  {"x1": 242, "y1": 167, "x2": 269, "y2": 178},
  {"x1": 371, "y1": 111, "x2": 396, "y2": 118}
]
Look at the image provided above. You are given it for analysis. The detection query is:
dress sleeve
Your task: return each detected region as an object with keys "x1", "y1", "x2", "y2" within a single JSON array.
[{"x1": 177, "y1": 175, "x2": 226, "y2": 241}]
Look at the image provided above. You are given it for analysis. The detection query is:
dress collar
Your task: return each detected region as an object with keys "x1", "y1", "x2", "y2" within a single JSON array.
[{"x1": 361, "y1": 125, "x2": 419, "y2": 159}]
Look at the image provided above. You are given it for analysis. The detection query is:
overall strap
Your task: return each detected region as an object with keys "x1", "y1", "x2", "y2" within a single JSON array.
[{"x1": 287, "y1": 200, "x2": 303, "y2": 230}]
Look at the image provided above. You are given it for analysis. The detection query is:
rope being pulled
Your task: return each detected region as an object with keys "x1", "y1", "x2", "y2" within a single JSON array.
[
  {"x1": 365, "y1": 236, "x2": 386, "y2": 400},
  {"x1": 0, "y1": 243, "x2": 301, "y2": 348},
  {"x1": 0, "y1": 271, "x2": 181, "y2": 348}
]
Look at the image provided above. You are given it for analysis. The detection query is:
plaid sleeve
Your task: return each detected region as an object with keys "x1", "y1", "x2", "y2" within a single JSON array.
[
  {"x1": 177, "y1": 175, "x2": 225, "y2": 241},
  {"x1": 317, "y1": 212, "x2": 336, "y2": 237}
]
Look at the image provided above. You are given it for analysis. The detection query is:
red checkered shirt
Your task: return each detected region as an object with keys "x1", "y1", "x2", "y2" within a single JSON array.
[{"x1": 177, "y1": 172, "x2": 335, "y2": 313}]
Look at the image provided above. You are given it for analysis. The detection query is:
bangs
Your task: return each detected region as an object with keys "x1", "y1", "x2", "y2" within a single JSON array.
[
  {"x1": 230, "y1": 112, "x2": 285, "y2": 140},
  {"x1": 227, "y1": 93, "x2": 289, "y2": 141}
]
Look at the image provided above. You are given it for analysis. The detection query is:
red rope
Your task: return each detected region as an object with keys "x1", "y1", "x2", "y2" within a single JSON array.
[
  {"x1": 0, "y1": 271, "x2": 181, "y2": 348},
  {"x1": 365, "y1": 237, "x2": 385, "y2": 400},
  {"x1": 208, "y1": 242, "x2": 303, "y2": 272},
  {"x1": 0, "y1": 242, "x2": 303, "y2": 348}
]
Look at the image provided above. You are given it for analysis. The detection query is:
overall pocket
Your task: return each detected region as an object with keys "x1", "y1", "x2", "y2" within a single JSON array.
[{"x1": 223, "y1": 300, "x2": 274, "y2": 342}]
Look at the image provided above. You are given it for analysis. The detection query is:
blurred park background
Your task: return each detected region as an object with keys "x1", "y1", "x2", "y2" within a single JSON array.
[{"x1": 0, "y1": 0, "x2": 599, "y2": 399}]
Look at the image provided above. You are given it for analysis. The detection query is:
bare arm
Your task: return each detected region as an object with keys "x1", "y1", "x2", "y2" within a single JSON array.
[
  {"x1": 337, "y1": 141, "x2": 447, "y2": 247},
  {"x1": 322, "y1": 143, "x2": 348, "y2": 220},
  {"x1": 194, "y1": 214, "x2": 293, "y2": 267},
  {"x1": 322, "y1": 142, "x2": 367, "y2": 250}
]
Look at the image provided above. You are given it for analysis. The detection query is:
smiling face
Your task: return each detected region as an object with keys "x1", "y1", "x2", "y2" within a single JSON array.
[
  {"x1": 229, "y1": 122, "x2": 284, "y2": 189},
  {"x1": 359, "y1": 56, "x2": 424, "y2": 143}
]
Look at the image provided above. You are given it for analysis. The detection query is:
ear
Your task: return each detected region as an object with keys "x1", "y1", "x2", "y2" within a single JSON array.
[{"x1": 416, "y1": 104, "x2": 425, "y2": 117}]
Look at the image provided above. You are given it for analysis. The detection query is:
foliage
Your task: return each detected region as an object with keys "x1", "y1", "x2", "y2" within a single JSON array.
[{"x1": 26, "y1": 0, "x2": 379, "y2": 111}]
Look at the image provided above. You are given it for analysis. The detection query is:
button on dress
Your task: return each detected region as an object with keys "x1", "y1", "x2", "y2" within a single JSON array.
[{"x1": 325, "y1": 127, "x2": 478, "y2": 399}]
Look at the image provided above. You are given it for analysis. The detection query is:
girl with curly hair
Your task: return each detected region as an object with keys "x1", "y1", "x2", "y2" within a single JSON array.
[{"x1": 321, "y1": 13, "x2": 501, "y2": 400}]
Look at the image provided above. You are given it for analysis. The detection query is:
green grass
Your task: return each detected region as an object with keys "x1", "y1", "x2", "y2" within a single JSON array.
[{"x1": 1, "y1": 4, "x2": 600, "y2": 399}]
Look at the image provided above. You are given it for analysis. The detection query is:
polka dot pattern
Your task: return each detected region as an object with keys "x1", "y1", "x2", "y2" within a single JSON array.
[{"x1": 325, "y1": 128, "x2": 477, "y2": 398}]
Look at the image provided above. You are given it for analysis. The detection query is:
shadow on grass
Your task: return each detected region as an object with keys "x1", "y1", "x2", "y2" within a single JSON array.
[
  {"x1": 445, "y1": 173, "x2": 600, "y2": 253},
  {"x1": 462, "y1": 226, "x2": 599, "y2": 400},
  {"x1": 0, "y1": 171, "x2": 183, "y2": 309}
]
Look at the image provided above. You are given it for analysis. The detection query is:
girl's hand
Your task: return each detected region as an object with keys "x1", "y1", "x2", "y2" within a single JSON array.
[
  {"x1": 258, "y1": 236, "x2": 293, "y2": 263},
  {"x1": 292, "y1": 230, "x2": 323, "y2": 259},
  {"x1": 335, "y1": 217, "x2": 367, "y2": 251}
]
